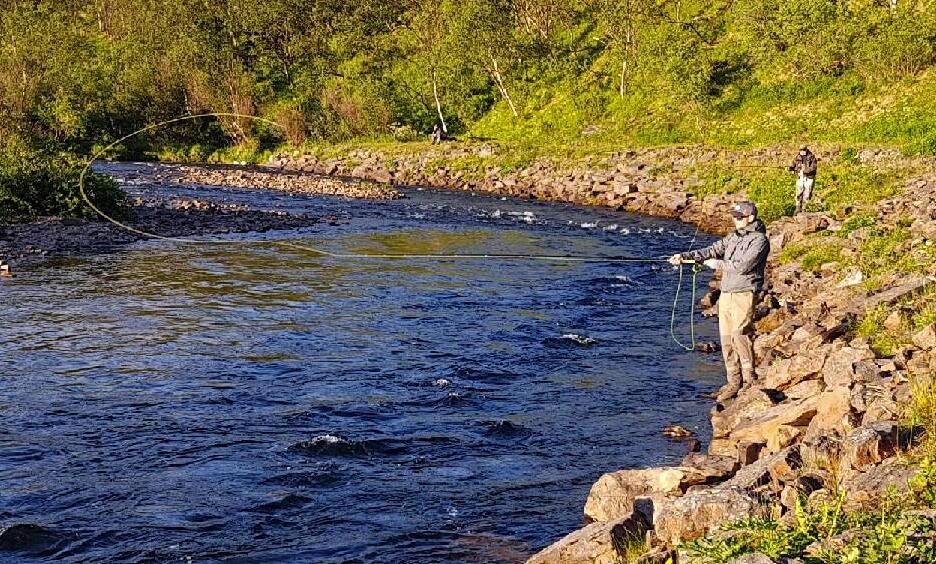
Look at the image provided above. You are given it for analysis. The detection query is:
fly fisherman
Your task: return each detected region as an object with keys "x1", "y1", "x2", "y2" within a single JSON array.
[
  {"x1": 790, "y1": 145, "x2": 817, "y2": 214},
  {"x1": 669, "y1": 201, "x2": 769, "y2": 403}
]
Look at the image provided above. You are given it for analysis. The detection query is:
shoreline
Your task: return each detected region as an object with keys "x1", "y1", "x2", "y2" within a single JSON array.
[{"x1": 0, "y1": 195, "x2": 326, "y2": 265}]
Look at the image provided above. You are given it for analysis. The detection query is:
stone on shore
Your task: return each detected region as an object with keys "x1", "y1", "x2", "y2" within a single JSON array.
[
  {"x1": 526, "y1": 512, "x2": 648, "y2": 564},
  {"x1": 841, "y1": 421, "x2": 900, "y2": 472},
  {"x1": 649, "y1": 487, "x2": 760, "y2": 546},
  {"x1": 584, "y1": 468, "x2": 694, "y2": 523}
]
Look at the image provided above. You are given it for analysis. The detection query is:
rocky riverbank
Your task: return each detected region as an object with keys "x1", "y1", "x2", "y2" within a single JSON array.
[
  {"x1": 0, "y1": 195, "x2": 326, "y2": 264},
  {"x1": 529, "y1": 176, "x2": 936, "y2": 563},
  {"x1": 112, "y1": 162, "x2": 402, "y2": 200},
  {"x1": 268, "y1": 144, "x2": 936, "y2": 562}
]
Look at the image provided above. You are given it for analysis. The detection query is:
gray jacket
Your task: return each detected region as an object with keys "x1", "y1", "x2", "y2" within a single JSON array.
[{"x1": 686, "y1": 220, "x2": 769, "y2": 293}]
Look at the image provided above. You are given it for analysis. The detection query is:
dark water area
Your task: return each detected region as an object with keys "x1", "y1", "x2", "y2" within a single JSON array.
[{"x1": 1, "y1": 163, "x2": 722, "y2": 562}]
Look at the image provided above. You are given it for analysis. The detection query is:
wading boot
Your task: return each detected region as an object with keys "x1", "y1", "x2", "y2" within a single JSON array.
[{"x1": 716, "y1": 373, "x2": 743, "y2": 403}]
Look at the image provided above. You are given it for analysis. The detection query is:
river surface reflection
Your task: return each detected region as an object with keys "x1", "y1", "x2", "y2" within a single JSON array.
[{"x1": 1, "y1": 164, "x2": 722, "y2": 562}]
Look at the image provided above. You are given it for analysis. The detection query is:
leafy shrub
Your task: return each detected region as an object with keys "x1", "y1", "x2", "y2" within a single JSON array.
[{"x1": 0, "y1": 141, "x2": 123, "y2": 222}]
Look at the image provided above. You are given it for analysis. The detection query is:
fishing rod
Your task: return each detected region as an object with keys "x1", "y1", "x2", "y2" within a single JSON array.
[{"x1": 76, "y1": 113, "x2": 707, "y2": 351}]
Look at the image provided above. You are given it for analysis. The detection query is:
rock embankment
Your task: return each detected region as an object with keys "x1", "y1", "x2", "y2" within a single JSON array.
[{"x1": 268, "y1": 145, "x2": 755, "y2": 234}]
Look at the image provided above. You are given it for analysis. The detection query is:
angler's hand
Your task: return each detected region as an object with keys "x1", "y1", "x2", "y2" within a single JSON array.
[
  {"x1": 703, "y1": 258, "x2": 721, "y2": 270},
  {"x1": 668, "y1": 254, "x2": 684, "y2": 266}
]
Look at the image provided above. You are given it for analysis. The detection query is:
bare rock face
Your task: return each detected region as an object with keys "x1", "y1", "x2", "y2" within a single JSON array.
[
  {"x1": 913, "y1": 324, "x2": 936, "y2": 350},
  {"x1": 843, "y1": 459, "x2": 919, "y2": 508},
  {"x1": 584, "y1": 468, "x2": 700, "y2": 523},
  {"x1": 649, "y1": 487, "x2": 761, "y2": 546},
  {"x1": 841, "y1": 421, "x2": 900, "y2": 472},
  {"x1": 724, "y1": 446, "x2": 803, "y2": 492},
  {"x1": 823, "y1": 347, "x2": 875, "y2": 388},
  {"x1": 526, "y1": 512, "x2": 648, "y2": 564}
]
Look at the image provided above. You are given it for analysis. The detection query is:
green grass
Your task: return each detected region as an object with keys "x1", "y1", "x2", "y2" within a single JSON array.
[
  {"x1": 685, "y1": 461, "x2": 936, "y2": 563},
  {"x1": 780, "y1": 240, "x2": 843, "y2": 272}
]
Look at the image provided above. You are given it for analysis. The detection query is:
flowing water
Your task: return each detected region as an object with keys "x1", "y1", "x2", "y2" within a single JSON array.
[{"x1": 1, "y1": 163, "x2": 722, "y2": 563}]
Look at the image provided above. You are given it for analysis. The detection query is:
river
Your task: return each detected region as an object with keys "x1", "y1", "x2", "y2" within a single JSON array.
[{"x1": 1, "y1": 163, "x2": 721, "y2": 562}]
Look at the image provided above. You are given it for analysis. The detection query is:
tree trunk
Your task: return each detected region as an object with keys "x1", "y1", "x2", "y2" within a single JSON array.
[
  {"x1": 432, "y1": 69, "x2": 448, "y2": 133},
  {"x1": 490, "y1": 57, "x2": 518, "y2": 117},
  {"x1": 619, "y1": 59, "x2": 627, "y2": 98}
]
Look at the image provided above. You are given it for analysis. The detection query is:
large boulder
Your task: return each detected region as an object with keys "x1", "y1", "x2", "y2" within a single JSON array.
[
  {"x1": 680, "y1": 453, "x2": 740, "y2": 483},
  {"x1": 763, "y1": 346, "x2": 832, "y2": 391},
  {"x1": 841, "y1": 421, "x2": 900, "y2": 472},
  {"x1": 724, "y1": 446, "x2": 803, "y2": 492},
  {"x1": 649, "y1": 488, "x2": 761, "y2": 546},
  {"x1": 711, "y1": 388, "x2": 778, "y2": 439},
  {"x1": 823, "y1": 346, "x2": 875, "y2": 388},
  {"x1": 843, "y1": 458, "x2": 919, "y2": 508},
  {"x1": 584, "y1": 468, "x2": 694, "y2": 523},
  {"x1": 526, "y1": 512, "x2": 648, "y2": 564},
  {"x1": 729, "y1": 396, "x2": 821, "y2": 454},
  {"x1": 913, "y1": 324, "x2": 936, "y2": 350},
  {"x1": 804, "y1": 387, "x2": 853, "y2": 440}
]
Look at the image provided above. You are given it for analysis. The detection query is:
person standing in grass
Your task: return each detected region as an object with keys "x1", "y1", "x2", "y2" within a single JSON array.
[
  {"x1": 669, "y1": 201, "x2": 769, "y2": 403},
  {"x1": 790, "y1": 146, "x2": 818, "y2": 214}
]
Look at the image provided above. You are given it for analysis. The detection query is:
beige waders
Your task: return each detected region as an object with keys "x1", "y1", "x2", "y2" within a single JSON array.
[{"x1": 717, "y1": 290, "x2": 755, "y2": 399}]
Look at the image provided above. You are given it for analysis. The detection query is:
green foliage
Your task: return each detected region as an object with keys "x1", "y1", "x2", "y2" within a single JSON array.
[
  {"x1": 838, "y1": 213, "x2": 877, "y2": 238},
  {"x1": 0, "y1": 140, "x2": 123, "y2": 222},
  {"x1": 686, "y1": 490, "x2": 936, "y2": 563},
  {"x1": 4, "y1": 0, "x2": 936, "y2": 165},
  {"x1": 4, "y1": 0, "x2": 936, "y2": 217},
  {"x1": 855, "y1": 305, "x2": 902, "y2": 357}
]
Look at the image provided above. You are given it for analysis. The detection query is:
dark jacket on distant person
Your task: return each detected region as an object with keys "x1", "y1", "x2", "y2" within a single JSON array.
[
  {"x1": 686, "y1": 220, "x2": 770, "y2": 293},
  {"x1": 791, "y1": 150, "x2": 818, "y2": 178}
]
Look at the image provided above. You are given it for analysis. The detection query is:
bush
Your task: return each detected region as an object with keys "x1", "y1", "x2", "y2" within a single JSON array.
[{"x1": 0, "y1": 142, "x2": 123, "y2": 222}]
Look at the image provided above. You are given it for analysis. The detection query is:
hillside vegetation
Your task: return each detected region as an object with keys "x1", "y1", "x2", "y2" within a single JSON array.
[{"x1": 3, "y1": 0, "x2": 936, "y2": 159}]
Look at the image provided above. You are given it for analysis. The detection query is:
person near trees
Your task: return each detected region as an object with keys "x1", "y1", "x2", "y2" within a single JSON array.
[
  {"x1": 431, "y1": 122, "x2": 444, "y2": 145},
  {"x1": 789, "y1": 145, "x2": 818, "y2": 214},
  {"x1": 669, "y1": 201, "x2": 770, "y2": 403}
]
